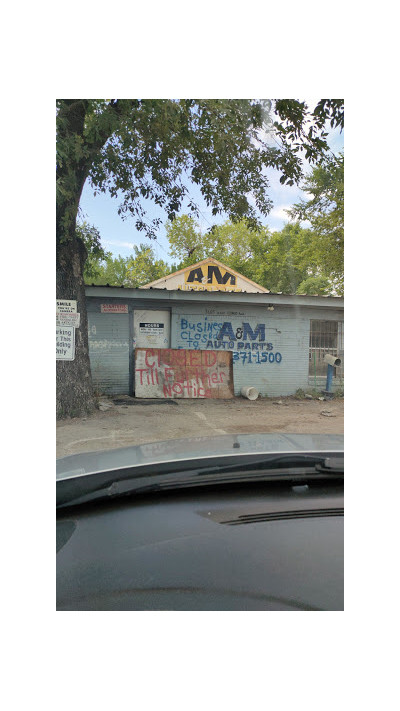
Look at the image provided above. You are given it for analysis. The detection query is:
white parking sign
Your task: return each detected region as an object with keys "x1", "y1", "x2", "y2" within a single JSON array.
[{"x1": 56, "y1": 326, "x2": 75, "y2": 360}]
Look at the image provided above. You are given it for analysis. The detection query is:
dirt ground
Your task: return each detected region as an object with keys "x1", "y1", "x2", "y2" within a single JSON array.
[{"x1": 56, "y1": 394, "x2": 344, "y2": 458}]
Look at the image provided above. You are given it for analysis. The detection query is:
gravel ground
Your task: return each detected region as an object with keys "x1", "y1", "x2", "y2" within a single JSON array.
[{"x1": 56, "y1": 395, "x2": 344, "y2": 458}]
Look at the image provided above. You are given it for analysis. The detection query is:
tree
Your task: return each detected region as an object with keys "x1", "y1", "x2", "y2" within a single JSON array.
[
  {"x1": 126, "y1": 245, "x2": 170, "y2": 286},
  {"x1": 77, "y1": 221, "x2": 111, "y2": 282},
  {"x1": 85, "y1": 246, "x2": 170, "y2": 287},
  {"x1": 204, "y1": 220, "x2": 266, "y2": 274},
  {"x1": 289, "y1": 153, "x2": 344, "y2": 294},
  {"x1": 165, "y1": 215, "x2": 206, "y2": 267},
  {"x1": 166, "y1": 217, "x2": 334, "y2": 293},
  {"x1": 296, "y1": 275, "x2": 332, "y2": 295},
  {"x1": 85, "y1": 254, "x2": 131, "y2": 286},
  {"x1": 248, "y1": 223, "x2": 324, "y2": 293},
  {"x1": 56, "y1": 99, "x2": 343, "y2": 418},
  {"x1": 166, "y1": 215, "x2": 269, "y2": 275}
]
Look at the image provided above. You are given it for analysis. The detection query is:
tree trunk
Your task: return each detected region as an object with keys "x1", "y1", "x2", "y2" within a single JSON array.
[
  {"x1": 56, "y1": 237, "x2": 96, "y2": 419},
  {"x1": 56, "y1": 100, "x2": 123, "y2": 419}
]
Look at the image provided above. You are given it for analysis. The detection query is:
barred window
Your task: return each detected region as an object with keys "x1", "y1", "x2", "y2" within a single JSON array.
[{"x1": 309, "y1": 320, "x2": 344, "y2": 377}]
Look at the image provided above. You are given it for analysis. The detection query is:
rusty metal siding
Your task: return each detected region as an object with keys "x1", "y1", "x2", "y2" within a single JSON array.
[
  {"x1": 170, "y1": 303, "x2": 343, "y2": 397},
  {"x1": 88, "y1": 312, "x2": 130, "y2": 394}
]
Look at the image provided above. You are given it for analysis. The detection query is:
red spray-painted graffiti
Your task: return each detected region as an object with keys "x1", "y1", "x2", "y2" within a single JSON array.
[{"x1": 134, "y1": 348, "x2": 234, "y2": 399}]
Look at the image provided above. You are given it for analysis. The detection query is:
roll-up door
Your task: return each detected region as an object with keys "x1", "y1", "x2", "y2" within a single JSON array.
[{"x1": 88, "y1": 313, "x2": 130, "y2": 394}]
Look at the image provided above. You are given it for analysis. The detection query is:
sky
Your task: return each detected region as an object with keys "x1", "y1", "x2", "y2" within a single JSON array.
[{"x1": 78, "y1": 109, "x2": 344, "y2": 267}]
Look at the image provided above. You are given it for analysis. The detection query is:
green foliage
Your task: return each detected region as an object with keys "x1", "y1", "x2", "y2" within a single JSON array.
[
  {"x1": 57, "y1": 99, "x2": 344, "y2": 244},
  {"x1": 85, "y1": 244, "x2": 170, "y2": 287},
  {"x1": 296, "y1": 275, "x2": 332, "y2": 296},
  {"x1": 165, "y1": 216, "x2": 267, "y2": 274},
  {"x1": 87, "y1": 254, "x2": 131, "y2": 286},
  {"x1": 77, "y1": 221, "x2": 111, "y2": 281},
  {"x1": 83, "y1": 204, "x2": 340, "y2": 295},
  {"x1": 289, "y1": 154, "x2": 344, "y2": 294},
  {"x1": 165, "y1": 217, "x2": 336, "y2": 294},
  {"x1": 272, "y1": 99, "x2": 344, "y2": 168},
  {"x1": 126, "y1": 244, "x2": 170, "y2": 286},
  {"x1": 166, "y1": 215, "x2": 206, "y2": 267},
  {"x1": 204, "y1": 221, "x2": 267, "y2": 275},
  {"x1": 247, "y1": 224, "x2": 323, "y2": 293}
]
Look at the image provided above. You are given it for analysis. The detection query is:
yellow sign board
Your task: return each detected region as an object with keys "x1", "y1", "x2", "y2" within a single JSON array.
[{"x1": 179, "y1": 264, "x2": 242, "y2": 292}]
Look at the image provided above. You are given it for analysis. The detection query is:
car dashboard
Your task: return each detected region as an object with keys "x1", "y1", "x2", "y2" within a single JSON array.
[{"x1": 57, "y1": 478, "x2": 343, "y2": 611}]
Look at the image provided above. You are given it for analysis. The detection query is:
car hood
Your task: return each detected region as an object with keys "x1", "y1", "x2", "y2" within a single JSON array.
[{"x1": 57, "y1": 433, "x2": 344, "y2": 481}]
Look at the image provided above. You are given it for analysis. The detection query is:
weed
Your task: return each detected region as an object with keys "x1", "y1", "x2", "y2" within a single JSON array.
[{"x1": 308, "y1": 388, "x2": 324, "y2": 398}]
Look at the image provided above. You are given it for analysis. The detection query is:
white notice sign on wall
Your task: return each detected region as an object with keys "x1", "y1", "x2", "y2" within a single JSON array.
[
  {"x1": 139, "y1": 322, "x2": 164, "y2": 335},
  {"x1": 56, "y1": 313, "x2": 81, "y2": 328},
  {"x1": 56, "y1": 326, "x2": 75, "y2": 360},
  {"x1": 56, "y1": 299, "x2": 77, "y2": 313}
]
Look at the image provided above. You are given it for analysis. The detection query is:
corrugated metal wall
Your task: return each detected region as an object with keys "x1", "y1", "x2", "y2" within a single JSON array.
[
  {"x1": 88, "y1": 313, "x2": 130, "y2": 394},
  {"x1": 171, "y1": 303, "x2": 343, "y2": 397}
]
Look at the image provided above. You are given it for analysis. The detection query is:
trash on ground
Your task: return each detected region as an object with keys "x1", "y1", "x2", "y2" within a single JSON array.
[
  {"x1": 98, "y1": 401, "x2": 114, "y2": 411},
  {"x1": 240, "y1": 386, "x2": 259, "y2": 400}
]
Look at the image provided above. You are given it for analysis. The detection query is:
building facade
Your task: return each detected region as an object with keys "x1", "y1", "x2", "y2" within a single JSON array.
[{"x1": 86, "y1": 259, "x2": 344, "y2": 397}]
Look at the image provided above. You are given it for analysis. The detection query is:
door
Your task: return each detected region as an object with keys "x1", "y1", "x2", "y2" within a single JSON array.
[
  {"x1": 133, "y1": 310, "x2": 171, "y2": 349},
  {"x1": 88, "y1": 312, "x2": 130, "y2": 395}
]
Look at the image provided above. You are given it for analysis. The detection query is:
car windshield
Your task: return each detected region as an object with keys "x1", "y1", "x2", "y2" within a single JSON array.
[
  {"x1": 56, "y1": 98, "x2": 344, "y2": 621},
  {"x1": 56, "y1": 98, "x2": 344, "y2": 465}
]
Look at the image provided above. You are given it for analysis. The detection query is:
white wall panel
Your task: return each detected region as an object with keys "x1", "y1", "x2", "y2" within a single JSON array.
[
  {"x1": 133, "y1": 309, "x2": 170, "y2": 349},
  {"x1": 170, "y1": 304, "x2": 329, "y2": 397}
]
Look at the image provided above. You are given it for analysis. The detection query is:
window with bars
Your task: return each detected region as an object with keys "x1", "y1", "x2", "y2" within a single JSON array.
[{"x1": 309, "y1": 320, "x2": 344, "y2": 377}]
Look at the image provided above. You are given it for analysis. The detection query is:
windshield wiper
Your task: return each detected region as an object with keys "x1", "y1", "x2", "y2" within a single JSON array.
[{"x1": 57, "y1": 453, "x2": 343, "y2": 509}]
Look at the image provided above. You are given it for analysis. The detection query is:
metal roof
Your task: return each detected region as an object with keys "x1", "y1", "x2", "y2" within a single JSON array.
[
  {"x1": 85, "y1": 284, "x2": 343, "y2": 309},
  {"x1": 86, "y1": 283, "x2": 341, "y2": 297}
]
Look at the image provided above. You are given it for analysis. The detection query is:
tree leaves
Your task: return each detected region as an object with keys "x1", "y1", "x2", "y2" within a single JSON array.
[
  {"x1": 77, "y1": 222, "x2": 111, "y2": 281},
  {"x1": 84, "y1": 243, "x2": 170, "y2": 288},
  {"x1": 57, "y1": 99, "x2": 344, "y2": 244},
  {"x1": 288, "y1": 154, "x2": 344, "y2": 294},
  {"x1": 165, "y1": 216, "x2": 338, "y2": 295}
]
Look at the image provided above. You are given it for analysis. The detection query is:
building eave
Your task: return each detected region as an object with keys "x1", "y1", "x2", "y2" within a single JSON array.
[{"x1": 85, "y1": 285, "x2": 343, "y2": 309}]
